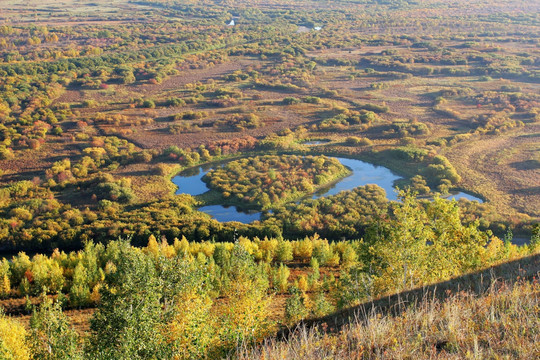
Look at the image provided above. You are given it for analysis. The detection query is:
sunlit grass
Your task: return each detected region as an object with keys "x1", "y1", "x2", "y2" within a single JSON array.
[{"x1": 234, "y1": 278, "x2": 540, "y2": 359}]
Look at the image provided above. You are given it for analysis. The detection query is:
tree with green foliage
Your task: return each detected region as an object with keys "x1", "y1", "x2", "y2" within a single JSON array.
[
  {"x1": 272, "y1": 263, "x2": 290, "y2": 293},
  {"x1": 311, "y1": 291, "x2": 335, "y2": 317},
  {"x1": 336, "y1": 264, "x2": 374, "y2": 308},
  {"x1": 217, "y1": 242, "x2": 272, "y2": 351},
  {"x1": 69, "y1": 262, "x2": 90, "y2": 307},
  {"x1": 285, "y1": 286, "x2": 308, "y2": 323},
  {"x1": 87, "y1": 240, "x2": 167, "y2": 359},
  {"x1": 29, "y1": 297, "x2": 82, "y2": 360},
  {"x1": 276, "y1": 240, "x2": 293, "y2": 262},
  {"x1": 365, "y1": 190, "x2": 490, "y2": 295}
]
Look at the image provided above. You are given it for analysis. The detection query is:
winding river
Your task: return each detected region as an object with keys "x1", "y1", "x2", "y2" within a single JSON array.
[{"x1": 172, "y1": 156, "x2": 483, "y2": 223}]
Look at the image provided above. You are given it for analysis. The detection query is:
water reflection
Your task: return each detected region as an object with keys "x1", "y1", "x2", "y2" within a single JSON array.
[
  {"x1": 198, "y1": 205, "x2": 262, "y2": 223},
  {"x1": 444, "y1": 192, "x2": 483, "y2": 202},
  {"x1": 172, "y1": 156, "x2": 483, "y2": 223},
  {"x1": 311, "y1": 158, "x2": 401, "y2": 201},
  {"x1": 172, "y1": 166, "x2": 208, "y2": 196},
  {"x1": 303, "y1": 140, "x2": 330, "y2": 145}
]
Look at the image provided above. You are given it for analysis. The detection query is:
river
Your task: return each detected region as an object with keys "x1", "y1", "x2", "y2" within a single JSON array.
[{"x1": 172, "y1": 156, "x2": 483, "y2": 223}]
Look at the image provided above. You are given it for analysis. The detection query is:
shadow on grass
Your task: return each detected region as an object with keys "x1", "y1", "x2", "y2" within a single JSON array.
[
  {"x1": 509, "y1": 159, "x2": 540, "y2": 171},
  {"x1": 279, "y1": 253, "x2": 540, "y2": 338}
]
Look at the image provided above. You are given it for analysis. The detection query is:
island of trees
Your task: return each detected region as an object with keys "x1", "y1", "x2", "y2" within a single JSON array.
[{"x1": 203, "y1": 154, "x2": 350, "y2": 210}]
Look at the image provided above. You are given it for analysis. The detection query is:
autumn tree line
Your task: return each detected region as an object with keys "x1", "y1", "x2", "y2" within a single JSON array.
[
  {"x1": 0, "y1": 192, "x2": 538, "y2": 358},
  {"x1": 0, "y1": 127, "x2": 529, "y2": 252}
]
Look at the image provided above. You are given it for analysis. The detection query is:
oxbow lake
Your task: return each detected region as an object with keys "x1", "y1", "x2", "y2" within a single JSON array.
[{"x1": 172, "y1": 157, "x2": 483, "y2": 223}]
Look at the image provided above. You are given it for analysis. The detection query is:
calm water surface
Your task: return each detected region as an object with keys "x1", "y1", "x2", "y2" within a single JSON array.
[
  {"x1": 172, "y1": 157, "x2": 483, "y2": 223},
  {"x1": 302, "y1": 140, "x2": 331, "y2": 145}
]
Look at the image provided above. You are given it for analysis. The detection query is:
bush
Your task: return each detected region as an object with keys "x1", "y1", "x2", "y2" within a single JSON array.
[
  {"x1": 356, "y1": 103, "x2": 389, "y2": 113},
  {"x1": 282, "y1": 97, "x2": 300, "y2": 105},
  {"x1": 392, "y1": 146, "x2": 428, "y2": 162},
  {"x1": 0, "y1": 146, "x2": 14, "y2": 159},
  {"x1": 302, "y1": 96, "x2": 321, "y2": 104},
  {"x1": 345, "y1": 136, "x2": 372, "y2": 146},
  {"x1": 93, "y1": 178, "x2": 136, "y2": 204},
  {"x1": 165, "y1": 98, "x2": 186, "y2": 107},
  {"x1": 82, "y1": 100, "x2": 97, "y2": 108},
  {"x1": 142, "y1": 99, "x2": 156, "y2": 109},
  {"x1": 52, "y1": 126, "x2": 63, "y2": 136}
]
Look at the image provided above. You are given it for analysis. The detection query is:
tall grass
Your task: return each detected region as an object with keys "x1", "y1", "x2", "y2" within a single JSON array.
[{"x1": 233, "y1": 277, "x2": 539, "y2": 359}]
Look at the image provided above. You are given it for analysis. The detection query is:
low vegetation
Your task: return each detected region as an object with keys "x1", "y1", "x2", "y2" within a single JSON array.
[
  {"x1": 0, "y1": 194, "x2": 537, "y2": 358},
  {"x1": 235, "y1": 277, "x2": 540, "y2": 359}
]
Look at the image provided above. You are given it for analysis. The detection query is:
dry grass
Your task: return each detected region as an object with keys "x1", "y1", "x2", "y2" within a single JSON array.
[
  {"x1": 444, "y1": 126, "x2": 540, "y2": 218},
  {"x1": 233, "y1": 254, "x2": 540, "y2": 359},
  {"x1": 234, "y1": 277, "x2": 540, "y2": 359}
]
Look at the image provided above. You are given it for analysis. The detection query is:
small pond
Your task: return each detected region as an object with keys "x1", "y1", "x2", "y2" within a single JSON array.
[
  {"x1": 172, "y1": 156, "x2": 483, "y2": 223},
  {"x1": 302, "y1": 140, "x2": 331, "y2": 145},
  {"x1": 443, "y1": 192, "x2": 483, "y2": 203}
]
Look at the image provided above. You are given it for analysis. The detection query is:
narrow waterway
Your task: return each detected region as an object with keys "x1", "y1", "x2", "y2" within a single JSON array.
[{"x1": 172, "y1": 156, "x2": 483, "y2": 223}]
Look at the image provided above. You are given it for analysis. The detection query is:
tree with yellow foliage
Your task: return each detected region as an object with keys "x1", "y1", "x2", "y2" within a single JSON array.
[
  {"x1": 293, "y1": 237, "x2": 314, "y2": 261},
  {"x1": 145, "y1": 234, "x2": 160, "y2": 257},
  {"x1": 272, "y1": 263, "x2": 290, "y2": 293},
  {"x1": 168, "y1": 293, "x2": 216, "y2": 359},
  {"x1": 159, "y1": 251, "x2": 218, "y2": 359},
  {"x1": 0, "y1": 311, "x2": 31, "y2": 360},
  {"x1": 0, "y1": 259, "x2": 10, "y2": 298},
  {"x1": 217, "y1": 243, "x2": 273, "y2": 352}
]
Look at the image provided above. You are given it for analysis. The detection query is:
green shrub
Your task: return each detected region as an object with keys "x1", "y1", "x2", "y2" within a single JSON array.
[{"x1": 282, "y1": 97, "x2": 300, "y2": 105}]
